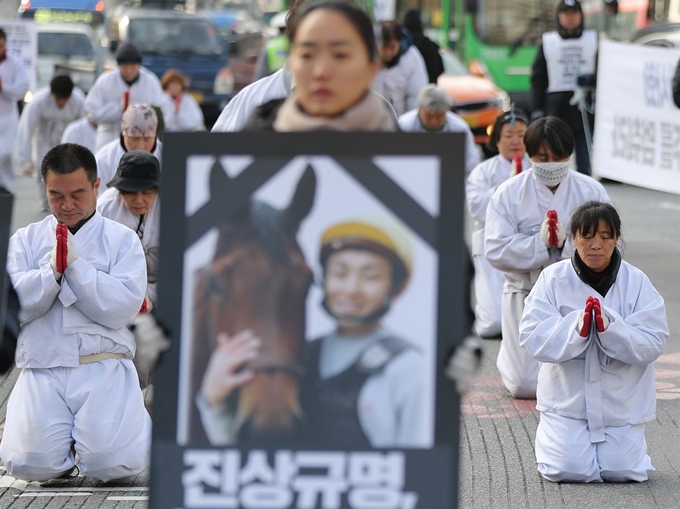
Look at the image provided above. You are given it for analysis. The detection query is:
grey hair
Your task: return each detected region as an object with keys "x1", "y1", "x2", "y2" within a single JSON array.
[{"x1": 417, "y1": 85, "x2": 453, "y2": 111}]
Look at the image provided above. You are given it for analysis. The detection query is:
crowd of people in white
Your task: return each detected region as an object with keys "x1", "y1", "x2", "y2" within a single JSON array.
[{"x1": 0, "y1": 0, "x2": 669, "y2": 487}]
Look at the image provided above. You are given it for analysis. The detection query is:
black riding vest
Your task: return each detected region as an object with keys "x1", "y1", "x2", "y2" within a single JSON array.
[{"x1": 302, "y1": 335, "x2": 412, "y2": 448}]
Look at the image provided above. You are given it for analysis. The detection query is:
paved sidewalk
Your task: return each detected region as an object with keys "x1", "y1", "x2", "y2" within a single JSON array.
[
  {"x1": 2, "y1": 345, "x2": 679, "y2": 509},
  {"x1": 0, "y1": 178, "x2": 678, "y2": 508},
  {"x1": 459, "y1": 340, "x2": 680, "y2": 509}
]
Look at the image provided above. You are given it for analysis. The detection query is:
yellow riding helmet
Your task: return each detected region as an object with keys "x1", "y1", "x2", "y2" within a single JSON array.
[{"x1": 319, "y1": 219, "x2": 413, "y2": 291}]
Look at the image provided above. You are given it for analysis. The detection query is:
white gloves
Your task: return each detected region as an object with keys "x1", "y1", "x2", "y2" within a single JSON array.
[
  {"x1": 50, "y1": 244, "x2": 61, "y2": 280},
  {"x1": 598, "y1": 312, "x2": 610, "y2": 332},
  {"x1": 50, "y1": 225, "x2": 78, "y2": 281},
  {"x1": 509, "y1": 155, "x2": 523, "y2": 178},
  {"x1": 577, "y1": 296, "x2": 610, "y2": 337},
  {"x1": 445, "y1": 335, "x2": 483, "y2": 395},
  {"x1": 557, "y1": 223, "x2": 566, "y2": 248},
  {"x1": 540, "y1": 211, "x2": 566, "y2": 249},
  {"x1": 140, "y1": 295, "x2": 154, "y2": 314}
]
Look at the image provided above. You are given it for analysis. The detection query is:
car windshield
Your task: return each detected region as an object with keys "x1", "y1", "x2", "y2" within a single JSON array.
[
  {"x1": 38, "y1": 32, "x2": 94, "y2": 58},
  {"x1": 440, "y1": 51, "x2": 468, "y2": 76},
  {"x1": 128, "y1": 18, "x2": 223, "y2": 55}
]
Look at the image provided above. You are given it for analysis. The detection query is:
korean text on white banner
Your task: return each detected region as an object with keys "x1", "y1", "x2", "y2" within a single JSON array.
[
  {"x1": 0, "y1": 19, "x2": 37, "y2": 93},
  {"x1": 593, "y1": 40, "x2": 680, "y2": 194},
  {"x1": 149, "y1": 132, "x2": 468, "y2": 509}
]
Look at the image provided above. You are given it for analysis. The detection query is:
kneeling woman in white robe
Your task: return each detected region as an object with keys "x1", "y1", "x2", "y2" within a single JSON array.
[
  {"x1": 519, "y1": 201, "x2": 668, "y2": 483},
  {"x1": 466, "y1": 108, "x2": 530, "y2": 338},
  {"x1": 97, "y1": 150, "x2": 160, "y2": 310},
  {"x1": 484, "y1": 117, "x2": 609, "y2": 399}
]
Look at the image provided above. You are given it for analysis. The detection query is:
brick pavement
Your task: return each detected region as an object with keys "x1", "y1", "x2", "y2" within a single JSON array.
[
  {"x1": 2, "y1": 343, "x2": 679, "y2": 508},
  {"x1": 0, "y1": 180, "x2": 678, "y2": 508},
  {"x1": 458, "y1": 340, "x2": 680, "y2": 509}
]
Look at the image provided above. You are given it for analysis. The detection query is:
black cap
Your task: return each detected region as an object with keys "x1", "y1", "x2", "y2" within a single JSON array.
[
  {"x1": 557, "y1": 0, "x2": 582, "y2": 12},
  {"x1": 115, "y1": 42, "x2": 142, "y2": 64},
  {"x1": 107, "y1": 150, "x2": 161, "y2": 192}
]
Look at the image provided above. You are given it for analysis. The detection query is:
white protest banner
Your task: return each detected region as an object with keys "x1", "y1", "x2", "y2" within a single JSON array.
[
  {"x1": 593, "y1": 40, "x2": 680, "y2": 195},
  {"x1": 0, "y1": 19, "x2": 37, "y2": 93}
]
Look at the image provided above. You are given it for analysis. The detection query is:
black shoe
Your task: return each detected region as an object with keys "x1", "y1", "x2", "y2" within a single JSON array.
[
  {"x1": 37, "y1": 464, "x2": 80, "y2": 486},
  {"x1": 57, "y1": 464, "x2": 80, "y2": 479}
]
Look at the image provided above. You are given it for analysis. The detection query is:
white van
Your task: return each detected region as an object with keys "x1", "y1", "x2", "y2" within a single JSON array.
[{"x1": 35, "y1": 22, "x2": 102, "y2": 94}]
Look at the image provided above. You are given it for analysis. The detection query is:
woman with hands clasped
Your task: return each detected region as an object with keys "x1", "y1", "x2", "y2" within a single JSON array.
[
  {"x1": 466, "y1": 108, "x2": 530, "y2": 339},
  {"x1": 519, "y1": 201, "x2": 668, "y2": 483},
  {"x1": 484, "y1": 117, "x2": 609, "y2": 399}
]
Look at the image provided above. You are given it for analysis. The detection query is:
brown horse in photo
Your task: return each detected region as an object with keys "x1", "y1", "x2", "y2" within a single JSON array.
[{"x1": 190, "y1": 163, "x2": 316, "y2": 445}]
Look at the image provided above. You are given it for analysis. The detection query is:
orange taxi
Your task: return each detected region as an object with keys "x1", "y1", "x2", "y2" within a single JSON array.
[{"x1": 437, "y1": 48, "x2": 510, "y2": 146}]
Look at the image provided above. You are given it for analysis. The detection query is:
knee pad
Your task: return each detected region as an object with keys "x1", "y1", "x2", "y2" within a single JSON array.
[
  {"x1": 599, "y1": 455, "x2": 652, "y2": 483},
  {"x1": 538, "y1": 462, "x2": 602, "y2": 483},
  {"x1": 0, "y1": 453, "x2": 75, "y2": 482},
  {"x1": 79, "y1": 449, "x2": 150, "y2": 482},
  {"x1": 501, "y1": 376, "x2": 537, "y2": 399}
]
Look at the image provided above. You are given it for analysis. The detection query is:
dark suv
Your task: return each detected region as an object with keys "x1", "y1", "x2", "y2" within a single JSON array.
[{"x1": 106, "y1": 7, "x2": 234, "y2": 128}]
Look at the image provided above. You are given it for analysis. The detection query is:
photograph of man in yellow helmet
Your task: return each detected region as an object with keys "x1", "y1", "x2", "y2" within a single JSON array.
[
  {"x1": 300, "y1": 219, "x2": 426, "y2": 448},
  {"x1": 196, "y1": 216, "x2": 427, "y2": 448}
]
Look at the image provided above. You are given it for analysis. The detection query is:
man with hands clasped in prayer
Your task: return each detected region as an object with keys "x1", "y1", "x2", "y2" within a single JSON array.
[{"x1": 0, "y1": 143, "x2": 151, "y2": 482}]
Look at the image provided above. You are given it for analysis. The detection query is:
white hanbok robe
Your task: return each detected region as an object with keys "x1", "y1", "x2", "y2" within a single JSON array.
[
  {"x1": 164, "y1": 92, "x2": 205, "y2": 132},
  {"x1": 97, "y1": 187, "x2": 160, "y2": 304},
  {"x1": 1, "y1": 212, "x2": 151, "y2": 481},
  {"x1": 519, "y1": 258, "x2": 667, "y2": 482},
  {"x1": 484, "y1": 170, "x2": 610, "y2": 398},
  {"x1": 95, "y1": 138, "x2": 163, "y2": 197},
  {"x1": 399, "y1": 108, "x2": 480, "y2": 175},
  {"x1": 211, "y1": 63, "x2": 398, "y2": 133},
  {"x1": 61, "y1": 117, "x2": 97, "y2": 154},
  {"x1": 15, "y1": 87, "x2": 86, "y2": 206},
  {"x1": 466, "y1": 154, "x2": 531, "y2": 337},
  {"x1": 0, "y1": 53, "x2": 30, "y2": 189},
  {"x1": 84, "y1": 67, "x2": 173, "y2": 151},
  {"x1": 211, "y1": 65, "x2": 292, "y2": 132},
  {"x1": 372, "y1": 46, "x2": 429, "y2": 117}
]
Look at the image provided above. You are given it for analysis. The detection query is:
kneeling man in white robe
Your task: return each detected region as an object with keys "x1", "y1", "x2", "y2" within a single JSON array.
[{"x1": 0, "y1": 143, "x2": 151, "y2": 482}]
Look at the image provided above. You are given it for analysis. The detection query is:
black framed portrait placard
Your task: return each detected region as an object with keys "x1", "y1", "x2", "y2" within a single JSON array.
[{"x1": 151, "y1": 132, "x2": 467, "y2": 509}]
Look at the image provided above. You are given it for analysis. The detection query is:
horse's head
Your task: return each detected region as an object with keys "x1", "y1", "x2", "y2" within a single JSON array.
[{"x1": 196, "y1": 164, "x2": 316, "y2": 444}]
